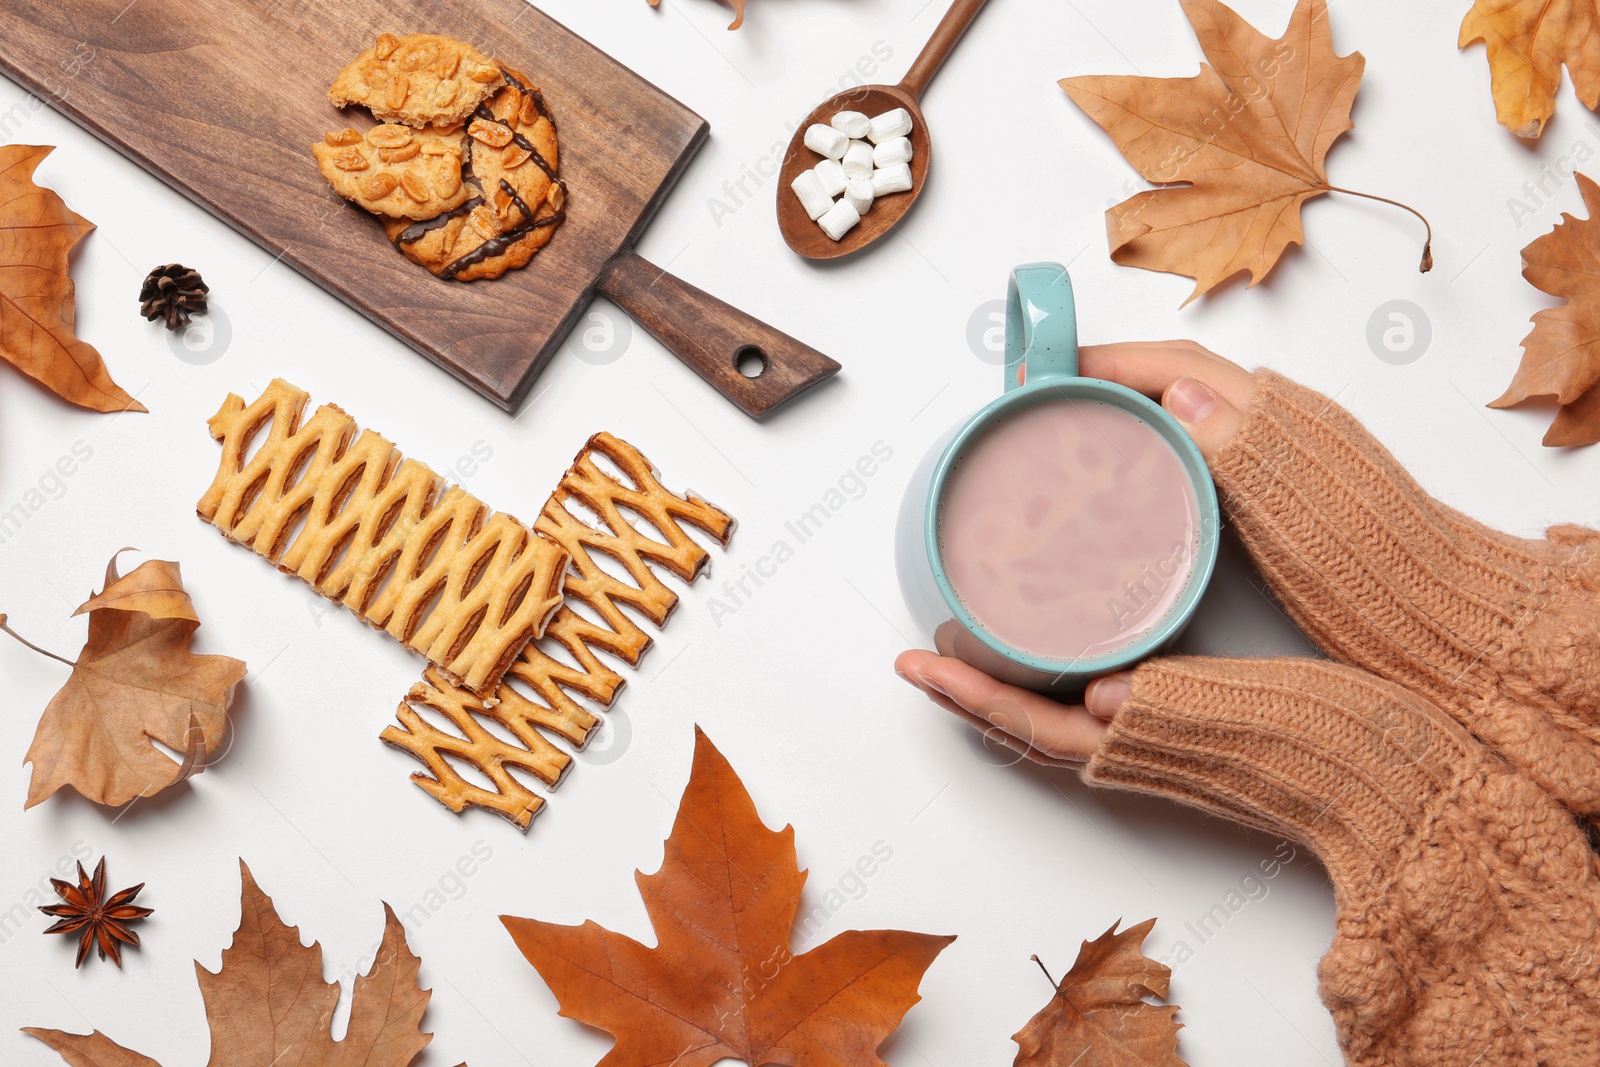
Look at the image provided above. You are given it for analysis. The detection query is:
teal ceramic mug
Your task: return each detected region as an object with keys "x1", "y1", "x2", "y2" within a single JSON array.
[{"x1": 893, "y1": 263, "x2": 1220, "y2": 694}]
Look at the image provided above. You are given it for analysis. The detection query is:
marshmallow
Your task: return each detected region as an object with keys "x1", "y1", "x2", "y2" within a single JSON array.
[
  {"x1": 812, "y1": 157, "x2": 848, "y2": 196},
  {"x1": 804, "y1": 123, "x2": 848, "y2": 159},
  {"x1": 871, "y1": 163, "x2": 913, "y2": 196},
  {"x1": 791, "y1": 169, "x2": 834, "y2": 221},
  {"x1": 817, "y1": 198, "x2": 861, "y2": 241},
  {"x1": 842, "y1": 139, "x2": 875, "y2": 180},
  {"x1": 842, "y1": 177, "x2": 874, "y2": 215},
  {"x1": 873, "y1": 136, "x2": 913, "y2": 168},
  {"x1": 868, "y1": 107, "x2": 913, "y2": 144},
  {"x1": 831, "y1": 110, "x2": 871, "y2": 139}
]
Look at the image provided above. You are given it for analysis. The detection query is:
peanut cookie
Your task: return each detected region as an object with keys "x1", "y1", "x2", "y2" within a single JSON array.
[
  {"x1": 329, "y1": 33, "x2": 504, "y2": 129},
  {"x1": 312, "y1": 123, "x2": 470, "y2": 220},
  {"x1": 384, "y1": 68, "x2": 567, "y2": 281}
]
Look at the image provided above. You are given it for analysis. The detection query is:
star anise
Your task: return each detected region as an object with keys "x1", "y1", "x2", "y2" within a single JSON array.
[{"x1": 40, "y1": 857, "x2": 152, "y2": 968}]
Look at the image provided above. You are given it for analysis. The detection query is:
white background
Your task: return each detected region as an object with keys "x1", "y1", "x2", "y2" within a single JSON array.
[{"x1": 2, "y1": 0, "x2": 1597, "y2": 1063}]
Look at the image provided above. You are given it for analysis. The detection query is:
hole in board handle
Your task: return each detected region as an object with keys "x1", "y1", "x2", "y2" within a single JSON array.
[{"x1": 735, "y1": 346, "x2": 766, "y2": 379}]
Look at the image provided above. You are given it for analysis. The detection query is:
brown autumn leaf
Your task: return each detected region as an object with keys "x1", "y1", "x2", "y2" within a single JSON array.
[
  {"x1": 1062, "y1": 0, "x2": 1429, "y2": 304},
  {"x1": 0, "y1": 145, "x2": 144, "y2": 412},
  {"x1": 645, "y1": 0, "x2": 746, "y2": 30},
  {"x1": 1491, "y1": 170, "x2": 1600, "y2": 445},
  {"x1": 1012, "y1": 919, "x2": 1188, "y2": 1067},
  {"x1": 1459, "y1": 0, "x2": 1600, "y2": 139},
  {"x1": 16, "y1": 550, "x2": 246, "y2": 808},
  {"x1": 503, "y1": 727, "x2": 955, "y2": 1066},
  {"x1": 26, "y1": 859, "x2": 462, "y2": 1067}
]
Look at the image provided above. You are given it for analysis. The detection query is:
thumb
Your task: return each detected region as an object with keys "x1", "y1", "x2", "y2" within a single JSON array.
[{"x1": 1162, "y1": 377, "x2": 1244, "y2": 459}]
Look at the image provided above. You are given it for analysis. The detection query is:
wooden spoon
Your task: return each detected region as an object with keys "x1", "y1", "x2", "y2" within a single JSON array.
[{"x1": 776, "y1": 0, "x2": 992, "y2": 260}]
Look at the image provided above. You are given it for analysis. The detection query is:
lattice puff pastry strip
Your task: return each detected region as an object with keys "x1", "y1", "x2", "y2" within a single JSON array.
[
  {"x1": 196, "y1": 379, "x2": 568, "y2": 697},
  {"x1": 384, "y1": 431, "x2": 735, "y2": 828}
]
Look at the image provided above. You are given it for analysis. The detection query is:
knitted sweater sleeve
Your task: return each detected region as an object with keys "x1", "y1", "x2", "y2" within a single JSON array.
[
  {"x1": 1212, "y1": 370, "x2": 1600, "y2": 816},
  {"x1": 1083, "y1": 656, "x2": 1600, "y2": 1067}
]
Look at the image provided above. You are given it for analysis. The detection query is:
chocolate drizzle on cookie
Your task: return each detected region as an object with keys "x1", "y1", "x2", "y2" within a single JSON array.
[
  {"x1": 497, "y1": 178, "x2": 534, "y2": 227},
  {"x1": 438, "y1": 178, "x2": 567, "y2": 280},
  {"x1": 510, "y1": 127, "x2": 560, "y2": 183},
  {"x1": 393, "y1": 196, "x2": 484, "y2": 246}
]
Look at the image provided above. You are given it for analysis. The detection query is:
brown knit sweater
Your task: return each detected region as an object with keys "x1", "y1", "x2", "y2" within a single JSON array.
[{"x1": 1084, "y1": 372, "x2": 1600, "y2": 1067}]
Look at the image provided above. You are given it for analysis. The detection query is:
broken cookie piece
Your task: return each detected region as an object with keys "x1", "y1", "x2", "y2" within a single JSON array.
[
  {"x1": 311, "y1": 123, "x2": 470, "y2": 219},
  {"x1": 329, "y1": 32, "x2": 504, "y2": 128}
]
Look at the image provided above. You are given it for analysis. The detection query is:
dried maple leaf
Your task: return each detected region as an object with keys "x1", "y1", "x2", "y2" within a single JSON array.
[
  {"x1": 645, "y1": 0, "x2": 746, "y2": 30},
  {"x1": 10, "y1": 550, "x2": 246, "y2": 808},
  {"x1": 0, "y1": 145, "x2": 144, "y2": 412},
  {"x1": 1459, "y1": 0, "x2": 1600, "y2": 139},
  {"x1": 503, "y1": 727, "x2": 954, "y2": 1066},
  {"x1": 1491, "y1": 170, "x2": 1600, "y2": 445},
  {"x1": 1012, "y1": 919, "x2": 1187, "y2": 1067},
  {"x1": 1061, "y1": 0, "x2": 1430, "y2": 303},
  {"x1": 26, "y1": 860, "x2": 459, "y2": 1067}
]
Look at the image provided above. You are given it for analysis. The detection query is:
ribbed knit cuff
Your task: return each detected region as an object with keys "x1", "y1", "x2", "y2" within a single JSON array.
[
  {"x1": 1211, "y1": 371, "x2": 1600, "y2": 817},
  {"x1": 1084, "y1": 657, "x2": 1482, "y2": 892},
  {"x1": 1210, "y1": 370, "x2": 1552, "y2": 714}
]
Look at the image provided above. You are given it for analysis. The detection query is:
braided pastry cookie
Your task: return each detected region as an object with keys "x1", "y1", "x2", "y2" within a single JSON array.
[{"x1": 197, "y1": 379, "x2": 568, "y2": 697}]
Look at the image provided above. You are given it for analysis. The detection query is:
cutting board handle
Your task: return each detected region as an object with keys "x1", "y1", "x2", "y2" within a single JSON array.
[{"x1": 596, "y1": 251, "x2": 840, "y2": 418}]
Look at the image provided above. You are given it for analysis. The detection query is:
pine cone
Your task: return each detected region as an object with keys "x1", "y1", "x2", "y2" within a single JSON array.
[{"x1": 139, "y1": 264, "x2": 209, "y2": 331}]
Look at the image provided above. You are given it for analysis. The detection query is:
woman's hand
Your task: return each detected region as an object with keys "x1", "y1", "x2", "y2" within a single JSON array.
[
  {"x1": 1076, "y1": 340, "x2": 1257, "y2": 460},
  {"x1": 894, "y1": 341, "x2": 1260, "y2": 763},
  {"x1": 896, "y1": 624, "x2": 1126, "y2": 765}
]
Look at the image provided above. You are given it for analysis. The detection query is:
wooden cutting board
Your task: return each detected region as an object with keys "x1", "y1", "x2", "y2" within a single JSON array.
[{"x1": 0, "y1": 0, "x2": 840, "y2": 415}]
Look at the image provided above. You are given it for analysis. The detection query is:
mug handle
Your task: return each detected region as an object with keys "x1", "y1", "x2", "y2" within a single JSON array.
[{"x1": 1004, "y1": 262, "x2": 1079, "y2": 393}]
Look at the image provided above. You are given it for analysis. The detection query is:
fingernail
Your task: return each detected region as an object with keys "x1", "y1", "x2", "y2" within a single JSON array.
[
  {"x1": 1167, "y1": 378, "x2": 1218, "y2": 424},
  {"x1": 916, "y1": 670, "x2": 952, "y2": 699},
  {"x1": 1087, "y1": 677, "x2": 1131, "y2": 719}
]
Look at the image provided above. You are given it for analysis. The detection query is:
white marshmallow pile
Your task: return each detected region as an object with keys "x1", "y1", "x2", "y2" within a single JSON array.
[{"x1": 791, "y1": 107, "x2": 915, "y2": 242}]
